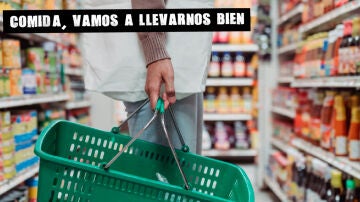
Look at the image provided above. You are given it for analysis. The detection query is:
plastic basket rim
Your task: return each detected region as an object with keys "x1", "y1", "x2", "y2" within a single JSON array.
[{"x1": 34, "y1": 120, "x2": 255, "y2": 202}]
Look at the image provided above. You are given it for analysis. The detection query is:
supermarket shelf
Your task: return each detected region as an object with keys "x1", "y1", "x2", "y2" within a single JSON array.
[
  {"x1": 271, "y1": 138, "x2": 293, "y2": 153},
  {"x1": 206, "y1": 78, "x2": 253, "y2": 86},
  {"x1": 271, "y1": 106, "x2": 295, "y2": 119},
  {"x1": 278, "y1": 4, "x2": 303, "y2": 26},
  {"x1": 264, "y1": 176, "x2": 289, "y2": 202},
  {"x1": 278, "y1": 76, "x2": 293, "y2": 83},
  {"x1": 299, "y1": 0, "x2": 360, "y2": 34},
  {"x1": 211, "y1": 44, "x2": 259, "y2": 52},
  {"x1": 291, "y1": 76, "x2": 360, "y2": 88},
  {"x1": 278, "y1": 43, "x2": 299, "y2": 55},
  {"x1": 0, "y1": 164, "x2": 39, "y2": 195},
  {"x1": 66, "y1": 100, "x2": 91, "y2": 110},
  {"x1": 65, "y1": 68, "x2": 83, "y2": 76},
  {"x1": 292, "y1": 138, "x2": 360, "y2": 179},
  {"x1": 0, "y1": 15, "x2": 63, "y2": 44},
  {"x1": 0, "y1": 93, "x2": 69, "y2": 109},
  {"x1": 201, "y1": 149, "x2": 257, "y2": 157},
  {"x1": 203, "y1": 113, "x2": 252, "y2": 121}
]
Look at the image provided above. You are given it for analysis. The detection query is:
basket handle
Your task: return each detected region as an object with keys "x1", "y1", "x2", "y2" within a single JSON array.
[
  {"x1": 111, "y1": 98, "x2": 189, "y2": 153},
  {"x1": 103, "y1": 98, "x2": 191, "y2": 190}
]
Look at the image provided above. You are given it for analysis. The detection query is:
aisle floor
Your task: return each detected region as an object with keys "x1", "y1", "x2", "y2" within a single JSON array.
[{"x1": 238, "y1": 164, "x2": 279, "y2": 202}]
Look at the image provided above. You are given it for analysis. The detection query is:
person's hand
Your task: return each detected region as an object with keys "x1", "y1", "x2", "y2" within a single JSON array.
[{"x1": 146, "y1": 58, "x2": 176, "y2": 109}]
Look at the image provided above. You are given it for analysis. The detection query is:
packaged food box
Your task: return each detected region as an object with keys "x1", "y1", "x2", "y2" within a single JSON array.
[
  {"x1": 22, "y1": 68, "x2": 37, "y2": 95},
  {"x1": 2, "y1": 39, "x2": 21, "y2": 69},
  {"x1": 26, "y1": 48, "x2": 44, "y2": 71},
  {"x1": 9, "y1": 69, "x2": 22, "y2": 96}
]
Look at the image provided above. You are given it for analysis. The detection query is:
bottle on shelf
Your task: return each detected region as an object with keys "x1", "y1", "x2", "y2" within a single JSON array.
[
  {"x1": 229, "y1": 87, "x2": 242, "y2": 113},
  {"x1": 243, "y1": 87, "x2": 252, "y2": 114},
  {"x1": 348, "y1": 95, "x2": 360, "y2": 161},
  {"x1": 205, "y1": 87, "x2": 217, "y2": 113},
  {"x1": 221, "y1": 52, "x2": 233, "y2": 77},
  {"x1": 334, "y1": 95, "x2": 348, "y2": 156},
  {"x1": 233, "y1": 52, "x2": 246, "y2": 77},
  {"x1": 345, "y1": 179, "x2": 356, "y2": 202},
  {"x1": 217, "y1": 87, "x2": 230, "y2": 114},
  {"x1": 208, "y1": 52, "x2": 221, "y2": 77},
  {"x1": 355, "y1": 178, "x2": 360, "y2": 202},
  {"x1": 352, "y1": 16, "x2": 360, "y2": 75},
  {"x1": 218, "y1": 32, "x2": 229, "y2": 44},
  {"x1": 234, "y1": 121, "x2": 249, "y2": 149},
  {"x1": 339, "y1": 20, "x2": 353, "y2": 76},
  {"x1": 329, "y1": 170, "x2": 344, "y2": 202},
  {"x1": 320, "y1": 90, "x2": 335, "y2": 150},
  {"x1": 214, "y1": 121, "x2": 230, "y2": 150}
]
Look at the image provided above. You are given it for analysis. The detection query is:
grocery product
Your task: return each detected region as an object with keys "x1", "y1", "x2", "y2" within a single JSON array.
[
  {"x1": 334, "y1": 95, "x2": 348, "y2": 156},
  {"x1": 243, "y1": 87, "x2": 252, "y2": 114},
  {"x1": 204, "y1": 87, "x2": 217, "y2": 113},
  {"x1": 217, "y1": 87, "x2": 230, "y2": 114},
  {"x1": 230, "y1": 87, "x2": 242, "y2": 113},
  {"x1": 208, "y1": 52, "x2": 220, "y2": 77},
  {"x1": 234, "y1": 121, "x2": 249, "y2": 149},
  {"x1": 9, "y1": 69, "x2": 23, "y2": 96},
  {"x1": 22, "y1": 68, "x2": 37, "y2": 95},
  {"x1": 26, "y1": 48, "x2": 44, "y2": 71},
  {"x1": 2, "y1": 39, "x2": 21, "y2": 69},
  {"x1": 233, "y1": 52, "x2": 246, "y2": 77},
  {"x1": 221, "y1": 52, "x2": 233, "y2": 77},
  {"x1": 348, "y1": 106, "x2": 360, "y2": 161},
  {"x1": 321, "y1": 91, "x2": 336, "y2": 150},
  {"x1": 217, "y1": 32, "x2": 229, "y2": 44},
  {"x1": 214, "y1": 121, "x2": 230, "y2": 150}
]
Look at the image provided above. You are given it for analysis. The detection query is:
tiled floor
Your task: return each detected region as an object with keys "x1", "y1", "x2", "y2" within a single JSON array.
[{"x1": 238, "y1": 164, "x2": 279, "y2": 202}]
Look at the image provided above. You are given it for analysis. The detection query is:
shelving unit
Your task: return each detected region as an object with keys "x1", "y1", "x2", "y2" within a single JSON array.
[
  {"x1": 278, "y1": 43, "x2": 299, "y2": 55},
  {"x1": 0, "y1": 9, "x2": 87, "y2": 197},
  {"x1": 299, "y1": 0, "x2": 360, "y2": 34},
  {"x1": 291, "y1": 76, "x2": 360, "y2": 88},
  {"x1": 271, "y1": 106, "x2": 295, "y2": 119},
  {"x1": 211, "y1": 44, "x2": 259, "y2": 52},
  {"x1": 277, "y1": 4, "x2": 303, "y2": 26},
  {"x1": 0, "y1": 93, "x2": 69, "y2": 109},
  {"x1": 65, "y1": 100, "x2": 91, "y2": 110},
  {"x1": 206, "y1": 78, "x2": 253, "y2": 87},
  {"x1": 201, "y1": 149, "x2": 257, "y2": 158},
  {"x1": 0, "y1": 16, "x2": 65, "y2": 45},
  {"x1": 264, "y1": 176, "x2": 289, "y2": 202},
  {"x1": 277, "y1": 76, "x2": 293, "y2": 83},
  {"x1": 203, "y1": 113, "x2": 252, "y2": 121},
  {"x1": 292, "y1": 138, "x2": 360, "y2": 179},
  {"x1": 0, "y1": 164, "x2": 39, "y2": 195}
]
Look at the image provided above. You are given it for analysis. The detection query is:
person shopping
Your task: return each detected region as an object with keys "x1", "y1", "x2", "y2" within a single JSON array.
[{"x1": 83, "y1": 0, "x2": 213, "y2": 154}]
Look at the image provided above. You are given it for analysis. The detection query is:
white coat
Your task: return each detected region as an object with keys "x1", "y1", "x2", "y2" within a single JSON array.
[{"x1": 82, "y1": 0, "x2": 213, "y2": 102}]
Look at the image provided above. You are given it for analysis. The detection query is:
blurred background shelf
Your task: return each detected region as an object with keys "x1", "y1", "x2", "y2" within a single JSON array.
[
  {"x1": 203, "y1": 113, "x2": 252, "y2": 121},
  {"x1": 206, "y1": 78, "x2": 254, "y2": 87}
]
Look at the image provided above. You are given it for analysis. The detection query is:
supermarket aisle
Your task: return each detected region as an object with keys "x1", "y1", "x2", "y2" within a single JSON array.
[{"x1": 239, "y1": 164, "x2": 278, "y2": 202}]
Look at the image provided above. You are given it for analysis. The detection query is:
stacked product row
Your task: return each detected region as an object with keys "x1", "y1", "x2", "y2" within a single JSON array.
[
  {"x1": 273, "y1": 87, "x2": 360, "y2": 162},
  {"x1": 0, "y1": 176, "x2": 38, "y2": 202},
  {"x1": 268, "y1": 149, "x2": 360, "y2": 202},
  {"x1": 295, "y1": 15, "x2": 360, "y2": 78},
  {"x1": 0, "y1": 38, "x2": 82, "y2": 97},
  {"x1": 203, "y1": 120, "x2": 257, "y2": 151},
  {"x1": 204, "y1": 87, "x2": 254, "y2": 114},
  {"x1": 0, "y1": 106, "x2": 68, "y2": 183},
  {"x1": 208, "y1": 52, "x2": 258, "y2": 78}
]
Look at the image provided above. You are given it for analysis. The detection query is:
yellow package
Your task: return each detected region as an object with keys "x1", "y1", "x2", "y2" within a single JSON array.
[
  {"x1": 0, "y1": 39, "x2": 2, "y2": 67},
  {"x1": 9, "y1": 69, "x2": 23, "y2": 96},
  {"x1": 2, "y1": 39, "x2": 21, "y2": 69}
]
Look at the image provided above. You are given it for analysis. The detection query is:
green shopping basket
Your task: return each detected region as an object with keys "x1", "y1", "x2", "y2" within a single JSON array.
[{"x1": 34, "y1": 101, "x2": 254, "y2": 202}]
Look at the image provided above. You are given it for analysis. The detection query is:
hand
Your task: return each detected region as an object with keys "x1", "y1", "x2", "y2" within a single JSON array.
[{"x1": 146, "y1": 59, "x2": 176, "y2": 109}]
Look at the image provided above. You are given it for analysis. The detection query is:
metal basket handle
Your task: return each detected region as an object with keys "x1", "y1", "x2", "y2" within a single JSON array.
[
  {"x1": 103, "y1": 98, "x2": 191, "y2": 190},
  {"x1": 111, "y1": 98, "x2": 189, "y2": 152}
]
